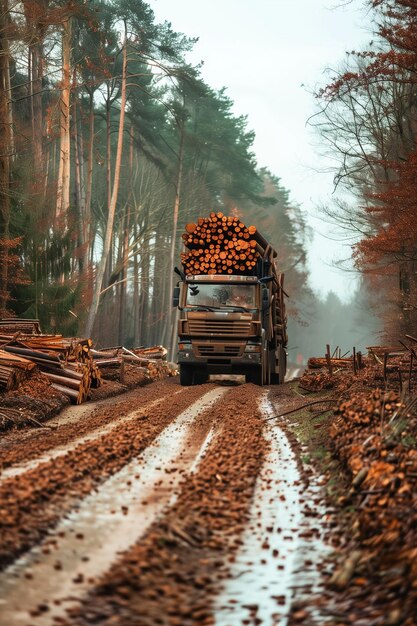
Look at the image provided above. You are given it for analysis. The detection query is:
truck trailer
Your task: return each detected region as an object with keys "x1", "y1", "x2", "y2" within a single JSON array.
[{"x1": 172, "y1": 213, "x2": 288, "y2": 386}]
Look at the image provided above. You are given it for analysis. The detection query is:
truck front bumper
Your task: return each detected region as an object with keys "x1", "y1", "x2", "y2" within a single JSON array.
[{"x1": 177, "y1": 340, "x2": 261, "y2": 367}]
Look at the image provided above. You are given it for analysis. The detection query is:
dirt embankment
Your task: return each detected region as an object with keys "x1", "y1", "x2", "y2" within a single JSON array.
[{"x1": 276, "y1": 366, "x2": 417, "y2": 626}]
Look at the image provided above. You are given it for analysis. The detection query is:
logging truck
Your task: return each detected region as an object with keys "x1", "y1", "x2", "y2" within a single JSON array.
[{"x1": 172, "y1": 213, "x2": 288, "y2": 386}]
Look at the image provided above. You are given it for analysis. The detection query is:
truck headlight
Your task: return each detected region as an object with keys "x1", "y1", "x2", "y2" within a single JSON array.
[{"x1": 178, "y1": 342, "x2": 192, "y2": 359}]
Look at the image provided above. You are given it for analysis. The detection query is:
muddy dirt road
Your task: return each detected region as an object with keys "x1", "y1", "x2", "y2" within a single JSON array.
[{"x1": 0, "y1": 379, "x2": 330, "y2": 626}]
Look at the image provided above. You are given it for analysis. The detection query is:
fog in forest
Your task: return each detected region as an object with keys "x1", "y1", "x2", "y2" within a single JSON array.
[{"x1": 287, "y1": 289, "x2": 381, "y2": 369}]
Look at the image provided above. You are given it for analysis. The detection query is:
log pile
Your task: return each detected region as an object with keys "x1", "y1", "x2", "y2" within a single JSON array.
[
  {"x1": 0, "y1": 319, "x2": 101, "y2": 404},
  {"x1": 307, "y1": 356, "x2": 362, "y2": 370},
  {"x1": 92, "y1": 345, "x2": 171, "y2": 382},
  {"x1": 0, "y1": 318, "x2": 171, "y2": 402},
  {"x1": 180, "y1": 212, "x2": 261, "y2": 275},
  {"x1": 0, "y1": 351, "x2": 36, "y2": 391},
  {"x1": 0, "y1": 318, "x2": 41, "y2": 335},
  {"x1": 126, "y1": 346, "x2": 171, "y2": 379},
  {"x1": 300, "y1": 343, "x2": 417, "y2": 393}
]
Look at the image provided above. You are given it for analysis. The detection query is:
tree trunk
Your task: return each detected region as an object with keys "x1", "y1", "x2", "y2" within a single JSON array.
[
  {"x1": 56, "y1": 17, "x2": 72, "y2": 227},
  {"x1": 165, "y1": 123, "x2": 185, "y2": 356},
  {"x1": 73, "y1": 82, "x2": 86, "y2": 273},
  {"x1": 104, "y1": 93, "x2": 113, "y2": 288},
  {"x1": 118, "y1": 127, "x2": 135, "y2": 344},
  {"x1": 0, "y1": 0, "x2": 12, "y2": 311},
  {"x1": 160, "y1": 234, "x2": 171, "y2": 348},
  {"x1": 83, "y1": 90, "x2": 95, "y2": 271},
  {"x1": 84, "y1": 30, "x2": 128, "y2": 338},
  {"x1": 32, "y1": 43, "x2": 43, "y2": 172}
]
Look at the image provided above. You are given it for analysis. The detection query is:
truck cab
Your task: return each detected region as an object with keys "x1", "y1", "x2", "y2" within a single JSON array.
[{"x1": 174, "y1": 273, "x2": 287, "y2": 386}]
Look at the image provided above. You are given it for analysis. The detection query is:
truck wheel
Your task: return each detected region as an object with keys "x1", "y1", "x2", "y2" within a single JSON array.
[
  {"x1": 264, "y1": 350, "x2": 271, "y2": 385},
  {"x1": 194, "y1": 369, "x2": 208, "y2": 384},
  {"x1": 269, "y1": 349, "x2": 279, "y2": 384},
  {"x1": 180, "y1": 364, "x2": 194, "y2": 386},
  {"x1": 270, "y1": 347, "x2": 287, "y2": 384},
  {"x1": 279, "y1": 347, "x2": 287, "y2": 383},
  {"x1": 246, "y1": 366, "x2": 263, "y2": 386}
]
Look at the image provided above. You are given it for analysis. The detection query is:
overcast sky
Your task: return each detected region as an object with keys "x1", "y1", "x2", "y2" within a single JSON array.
[{"x1": 150, "y1": 0, "x2": 371, "y2": 300}]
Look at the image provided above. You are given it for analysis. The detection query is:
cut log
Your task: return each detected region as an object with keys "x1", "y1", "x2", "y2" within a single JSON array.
[
  {"x1": 51, "y1": 383, "x2": 82, "y2": 403},
  {"x1": 180, "y1": 215, "x2": 268, "y2": 276}
]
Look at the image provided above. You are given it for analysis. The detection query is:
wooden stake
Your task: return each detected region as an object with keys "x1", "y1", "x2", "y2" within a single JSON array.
[{"x1": 326, "y1": 344, "x2": 333, "y2": 375}]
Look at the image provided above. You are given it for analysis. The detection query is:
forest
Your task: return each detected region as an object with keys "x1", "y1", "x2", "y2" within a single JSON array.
[
  {"x1": 2, "y1": 0, "x2": 417, "y2": 354},
  {"x1": 313, "y1": 0, "x2": 417, "y2": 343},
  {"x1": 0, "y1": 0, "x2": 311, "y2": 355}
]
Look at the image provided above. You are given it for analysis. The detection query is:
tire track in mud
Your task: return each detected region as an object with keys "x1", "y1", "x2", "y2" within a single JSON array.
[
  {"x1": 56, "y1": 386, "x2": 330, "y2": 626},
  {"x1": 0, "y1": 382, "x2": 332, "y2": 626},
  {"x1": 0, "y1": 390, "x2": 185, "y2": 483},
  {"x1": 0, "y1": 388, "x2": 227, "y2": 626},
  {"x1": 0, "y1": 382, "x2": 214, "y2": 570},
  {"x1": 59, "y1": 384, "x2": 266, "y2": 626},
  {"x1": 215, "y1": 395, "x2": 331, "y2": 626},
  {"x1": 0, "y1": 379, "x2": 180, "y2": 471}
]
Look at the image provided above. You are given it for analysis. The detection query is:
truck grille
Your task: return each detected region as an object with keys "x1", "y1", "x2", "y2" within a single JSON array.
[
  {"x1": 188, "y1": 319, "x2": 251, "y2": 337},
  {"x1": 197, "y1": 345, "x2": 242, "y2": 357}
]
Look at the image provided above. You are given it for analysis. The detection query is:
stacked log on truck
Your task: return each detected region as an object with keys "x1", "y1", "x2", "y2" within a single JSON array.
[
  {"x1": 181, "y1": 212, "x2": 265, "y2": 275},
  {"x1": 181, "y1": 211, "x2": 286, "y2": 352},
  {"x1": 174, "y1": 212, "x2": 288, "y2": 385}
]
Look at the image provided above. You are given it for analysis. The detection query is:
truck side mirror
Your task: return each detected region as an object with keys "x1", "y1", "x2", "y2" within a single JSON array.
[{"x1": 172, "y1": 286, "x2": 180, "y2": 308}]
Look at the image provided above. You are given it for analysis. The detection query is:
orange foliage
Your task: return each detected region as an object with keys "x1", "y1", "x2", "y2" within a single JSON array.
[{"x1": 354, "y1": 150, "x2": 417, "y2": 269}]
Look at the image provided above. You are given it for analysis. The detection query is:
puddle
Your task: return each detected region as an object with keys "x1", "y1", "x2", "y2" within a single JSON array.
[
  {"x1": 0, "y1": 389, "x2": 184, "y2": 484},
  {"x1": 214, "y1": 394, "x2": 331, "y2": 626},
  {"x1": 0, "y1": 387, "x2": 226, "y2": 626}
]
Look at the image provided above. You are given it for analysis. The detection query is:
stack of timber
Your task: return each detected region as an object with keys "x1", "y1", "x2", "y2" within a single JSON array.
[
  {"x1": 0, "y1": 318, "x2": 41, "y2": 335},
  {"x1": 0, "y1": 350, "x2": 36, "y2": 391},
  {"x1": 181, "y1": 212, "x2": 264, "y2": 276},
  {"x1": 132, "y1": 346, "x2": 171, "y2": 379},
  {"x1": 0, "y1": 319, "x2": 101, "y2": 403},
  {"x1": 92, "y1": 345, "x2": 170, "y2": 381},
  {"x1": 307, "y1": 356, "x2": 366, "y2": 370}
]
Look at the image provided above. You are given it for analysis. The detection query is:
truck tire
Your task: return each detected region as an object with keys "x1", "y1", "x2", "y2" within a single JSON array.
[
  {"x1": 270, "y1": 346, "x2": 286, "y2": 384},
  {"x1": 246, "y1": 366, "x2": 263, "y2": 385},
  {"x1": 180, "y1": 364, "x2": 194, "y2": 386},
  {"x1": 279, "y1": 347, "x2": 287, "y2": 383},
  {"x1": 194, "y1": 368, "x2": 208, "y2": 384}
]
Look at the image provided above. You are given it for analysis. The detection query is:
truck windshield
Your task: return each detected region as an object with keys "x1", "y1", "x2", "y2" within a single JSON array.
[{"x1": 186, "y1": 283, "x2": 256, "y2": 309}]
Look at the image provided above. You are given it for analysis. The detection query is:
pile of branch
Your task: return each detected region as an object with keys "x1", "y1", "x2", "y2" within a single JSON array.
[
  {"x1": 366, "y1": 337, "x2": 417, "y2": 392},
  {"x1": 328, "y1": 389, "x2": 417, "y2": 621},
  {"x1": 300, "y1": 346, "x2": 375, "y2": 392},
  {"x1": 180, "y1": 212, "x2": 261, "y2": 275},
  {"x1": 0, "y1": 350, "x2": 36, "y2": 391}
]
